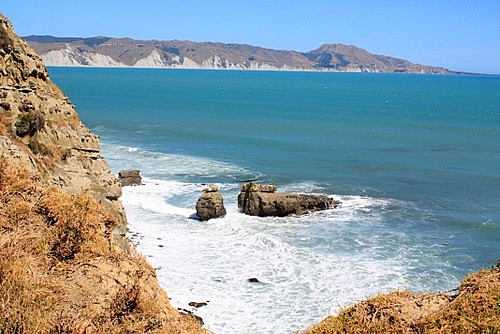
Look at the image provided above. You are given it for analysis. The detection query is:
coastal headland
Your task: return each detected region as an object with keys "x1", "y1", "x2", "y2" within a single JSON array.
[{"x1": 24, "y1": 35, "x2": 461, "y2": 73}]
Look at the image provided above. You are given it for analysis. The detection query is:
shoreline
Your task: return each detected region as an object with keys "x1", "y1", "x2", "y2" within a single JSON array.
[{"x1": 43, "y1": 64, "x2": 484, "y2": 75}]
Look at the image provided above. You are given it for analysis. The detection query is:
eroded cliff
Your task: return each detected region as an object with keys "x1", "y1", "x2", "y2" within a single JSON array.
[
  {"x1": 0, "y1": 14, "x2": 128, "y2": 242},
  {"x1": 0, "y1": 13, "x2": 206, "y2": 333}
]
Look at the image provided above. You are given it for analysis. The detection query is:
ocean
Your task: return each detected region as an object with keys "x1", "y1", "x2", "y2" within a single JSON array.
[{"x1": 47, "y1": 67, "x2": 499, "y2": 333}]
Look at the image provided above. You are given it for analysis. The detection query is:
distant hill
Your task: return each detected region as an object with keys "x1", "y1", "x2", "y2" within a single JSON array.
[{"x1": 25, "y1": 35, "x2": 457, "y2": 73}]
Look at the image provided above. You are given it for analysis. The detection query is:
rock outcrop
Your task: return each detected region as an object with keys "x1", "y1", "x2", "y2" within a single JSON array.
[
  {"x1": 0, "y1": 14, "x2": 127, "y2": 245},
  {"x1": 196, "y1": 184, "x2": 227, "y2": 221},
  {"x1": 119, "y1": 169, "x2": 142, "y2": 186},
  {"x1": 238, "y1": 182, "x2": 339, "y2": 217},
  {"x1": 0, "y1": 13, "x2": 206, "y2": 333}
]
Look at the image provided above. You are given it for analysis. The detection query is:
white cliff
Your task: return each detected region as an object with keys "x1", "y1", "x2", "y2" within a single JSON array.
[
  {"x1": 38, "y1": 47, "x2": 306, "y2": 71},
  {"x1": 133, "y1": 50, "x2": 166, "y2": 67},
  {"x1": 42, "y1": 45, "x2": 124, "y2": 67}
]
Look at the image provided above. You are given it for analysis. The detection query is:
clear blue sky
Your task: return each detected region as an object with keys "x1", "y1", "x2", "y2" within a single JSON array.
[{"x1": 2, "y1": 1, "x2": 499, "y2": 74}]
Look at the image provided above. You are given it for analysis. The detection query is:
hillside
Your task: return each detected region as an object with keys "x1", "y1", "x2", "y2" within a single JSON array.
[
  {"x1": 24, "y1": 35, "x2": 456, "y2": 73},
  {"x1": 305, "y1": 263, "x2": 500, "y2": 333},
  {"x1": 0, "y1": 13, "x2": 205, "y2": 333}
]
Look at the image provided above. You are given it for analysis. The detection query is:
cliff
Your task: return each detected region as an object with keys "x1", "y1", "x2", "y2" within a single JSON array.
[
  {"x1": 0, "y1": 13, "x2": 205, "y2": 333},
  {"x1": 24, "y1": 35, "x2": 457, "y2": 74}
]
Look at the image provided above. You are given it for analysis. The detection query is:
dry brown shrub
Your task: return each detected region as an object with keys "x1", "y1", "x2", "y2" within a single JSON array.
[
  {"x1": 97, "y1": 274, "x2": 165, "y2": 332},
  {"x1": 0, "y1": 159, "x2": 59, "y2": 332},
  {"x1": 0, "y1": 156, "x2": 207, "y2": 333},
  {"x1": 0, "y1": 157, "x2": 39, "y2": 230},
  {"x1": 0, "y1": 233, "x2": 61, "y2": 333},
  {"x1": 36, "y1": 188, "x2": 111, "y2": 262},
  {"x1": 305, "y1": 264, "x2": 500, "y2": 334},
  {"x1": 418, "y1": 266, "x2": 500, "y2": 333},
  {"x1": 0, "y1": 116, "x2": 9, "y2": 136}
]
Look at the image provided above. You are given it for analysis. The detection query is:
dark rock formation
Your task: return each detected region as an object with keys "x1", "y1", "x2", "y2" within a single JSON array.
[
  {"x1": 238, "y1": 182, "x2": 339, "y2": 217},
  {"x1": 119, "y1": 169, "x2": 142, "y2": 186},
  {"x1": 196, "y1": 184, "x2": 226, "y2": 221}
]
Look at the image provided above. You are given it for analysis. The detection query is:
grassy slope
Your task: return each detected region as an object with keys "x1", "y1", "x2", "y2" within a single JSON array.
[
  {"x1": 304, "y1": 263, "x2": 500, "y2": 334},
  {"x1": 0, "y1": 157, "x2": 206, "y2": 333}
]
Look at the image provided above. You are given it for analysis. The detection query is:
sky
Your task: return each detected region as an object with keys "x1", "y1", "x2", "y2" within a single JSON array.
[{"x1": 2, "y1": 1, "x2": 499, "y2": 74}]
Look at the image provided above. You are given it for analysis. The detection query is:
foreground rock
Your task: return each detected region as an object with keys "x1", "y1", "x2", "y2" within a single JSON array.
[
  {"x1": 238, "y1": 182, "x2": 339, "y2": 217},
  {"x1": 196, "y1": 184, "x2": 227, "y2": 221},
  {"x1": 119, "y1": 169, "x2": 142, "y2": 186}
]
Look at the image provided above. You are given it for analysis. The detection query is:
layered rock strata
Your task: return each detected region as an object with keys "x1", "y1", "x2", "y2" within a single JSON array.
[
  {"x1": 0, "y1": 13, "x2": 206, "y2": 333},
  {"x1": 0, "y1": 14, "x2": 127, "y2": 244},
  {"x1": 238, "y1": 182, "x2": 339, "y2": 217}
]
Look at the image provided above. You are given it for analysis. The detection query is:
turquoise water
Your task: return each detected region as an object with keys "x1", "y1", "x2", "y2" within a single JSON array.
[{"x1": 48, "y1": 68, "x2": 500, "y2": 333}]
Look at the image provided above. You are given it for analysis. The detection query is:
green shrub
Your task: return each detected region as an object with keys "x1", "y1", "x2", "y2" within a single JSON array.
[
  {"x1": 28, "y1": 137, "x2": 51, "y2": 156},
  {"x1": 15, "y1": 111, "x2": 44, "y2": 137}
]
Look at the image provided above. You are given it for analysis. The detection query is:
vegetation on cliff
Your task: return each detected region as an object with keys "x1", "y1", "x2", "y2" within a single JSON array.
[
  {"x1": 0, "y1": 158, "x2": 205, "y2": 333},
  {"x1": 1, "y1": 12, "x2": 206, "y2": 333},
  {"x1": 305, "y1": 263, "x2": 500, "y2": 334}
]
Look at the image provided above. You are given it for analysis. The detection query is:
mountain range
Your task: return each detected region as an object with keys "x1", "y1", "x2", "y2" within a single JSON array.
[{"x1": 25, "y1": 35, "x2": 457, "y2": 73}]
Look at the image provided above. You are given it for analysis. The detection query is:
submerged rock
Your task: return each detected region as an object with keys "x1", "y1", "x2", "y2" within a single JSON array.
[
  {"x1": 188, "y1": 301, "x2": 209, "y2": 308},
  {"x1": 196, "y1": 184, "x2": 226, "y2": 221},
  {"x1": 238, "y1": 182, "x2": 339, "y2": 217}
]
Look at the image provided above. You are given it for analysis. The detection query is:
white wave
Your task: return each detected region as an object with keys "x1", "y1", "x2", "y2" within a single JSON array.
[
  {"x1": 279, "y1": 181, "x2": 326, "y2": 193},
  {"x1": 100, "y1": 142, "x2": 263, "y2": 181},
  {"x1": 123, "y1": 186, "x2": 459, "y2": 334},
  {"x1": 107, "y1": 144, "x2": 457, "y2": 333},
  {"x1": 121, "y1": 179, "x2": 200, "y2": 217}
]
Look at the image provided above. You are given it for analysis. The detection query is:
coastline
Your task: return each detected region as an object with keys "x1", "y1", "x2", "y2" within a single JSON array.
[
  {"x1": 2, "y1": 10, "x2": 498, "y2": 332},
  {"x1": 25, "y1": 36, "x2": 461, "y2": 74}
]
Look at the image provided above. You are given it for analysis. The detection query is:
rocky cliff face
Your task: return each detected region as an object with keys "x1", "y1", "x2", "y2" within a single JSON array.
[
  {"x1": 24, "y1": 35, "x2": 459, "y2": 74},
  {"x1": 0, "y1": 13, "x2": 206, "y2": 333},
  {"x1": 0, "y1": 14, "x2": 127, "y2": 244}
]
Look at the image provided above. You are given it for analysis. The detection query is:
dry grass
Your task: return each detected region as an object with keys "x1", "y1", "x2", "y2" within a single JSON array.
[
  {"x1": 418, "y1": 267, "x2": 500, "y2": 333},
  {"x1": 305, "y1": 264, "x2": 500, "y2": 334},
  {"x1": 0, "y1": 157, "x2": 206, "y2": 333},
  {"x1": 0, "y1": 116, "x2": 9, "y2": 136}
]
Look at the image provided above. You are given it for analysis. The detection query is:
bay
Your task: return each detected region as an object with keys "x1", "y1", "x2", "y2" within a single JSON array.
[{"x1": 48, "y1": 67, "x2": 500, "y2": 333}]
